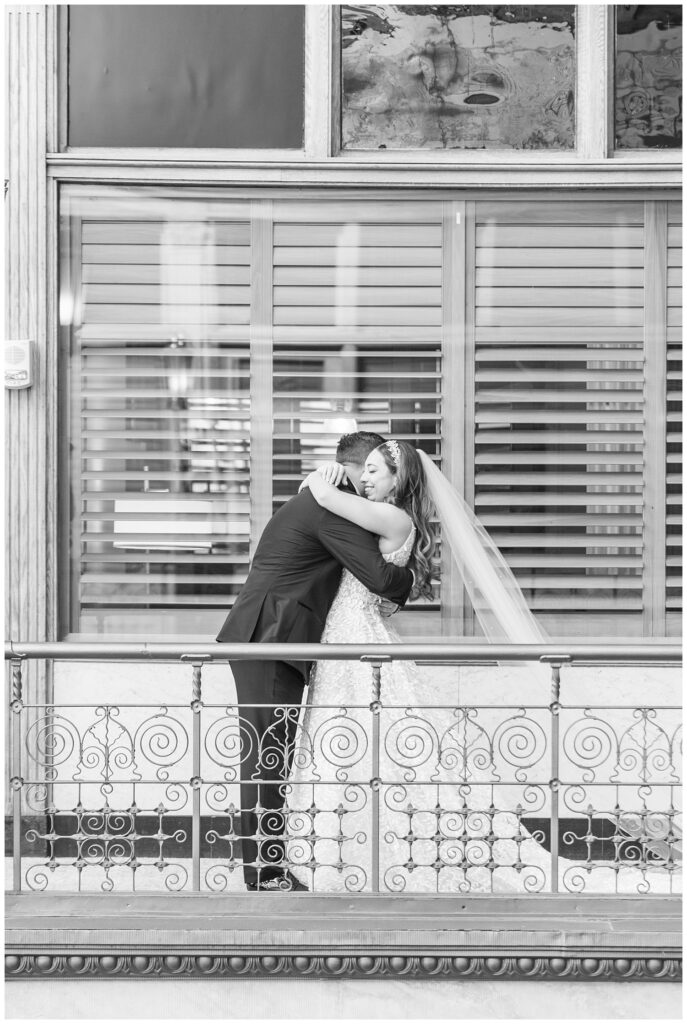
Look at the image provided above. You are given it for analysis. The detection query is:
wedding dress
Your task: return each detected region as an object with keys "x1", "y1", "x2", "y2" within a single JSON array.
[
  {"x1": 285, "y1": 452, "x2": 677, "y2": 894},
  {"x1": 286, "y1": 526, "x2": 554, "y2": 894}
]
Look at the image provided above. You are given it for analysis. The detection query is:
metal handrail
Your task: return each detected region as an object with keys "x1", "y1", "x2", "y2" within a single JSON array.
[
  {"x1": 5, "y1": 639, "x2": 681, "y2": 898},
  {"x1": 4, "y1": 640, "x2": 682, "y2": 662}
]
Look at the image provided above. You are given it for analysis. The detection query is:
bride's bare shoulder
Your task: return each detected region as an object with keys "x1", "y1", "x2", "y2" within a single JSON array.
[{"x1": 377, "y1": 505, "x2": 414, "y2": 548}]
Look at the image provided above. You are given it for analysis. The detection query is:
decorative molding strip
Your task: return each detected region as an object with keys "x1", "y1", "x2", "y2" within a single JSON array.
[{"x1": 6, "y1": 953, "x2": 682, "y2": 982}]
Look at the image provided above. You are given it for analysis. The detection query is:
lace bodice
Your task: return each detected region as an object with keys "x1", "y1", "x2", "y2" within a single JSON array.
[{"x1": 382, "y1": 524, "x2": 416, "y2": 566}]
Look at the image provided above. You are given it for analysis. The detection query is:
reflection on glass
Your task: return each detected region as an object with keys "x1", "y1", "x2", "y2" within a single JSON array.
[
  {"x1": 615, "y1": 5, "x2": 682, "y2": 149},
  {"x1": 61, "y1": 196, "x2": 253, "y2": 637},
  {"x1": 270, "y1": 207, "x2": 444, "y2": 621},
  {"x1": 341, "y1": 5, "x2": 575, "y2": 150}
]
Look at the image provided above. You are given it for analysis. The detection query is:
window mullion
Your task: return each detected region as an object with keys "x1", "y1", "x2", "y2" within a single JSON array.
[
  {"x1": 642, "y1": 201, "x2": 669, "y2": 636},
  {"x1": 440, "y1": 199, "x2": 468, "y2": 637},
  {"x1": 576, "y1": 5, "x2": 613, "y2": 160},
  {"x1": 249, "y1": 200, "x2": 275, "y2": 560},
  {"x1": 304, "y1": 5, "x2": 334, "y2": 160}
]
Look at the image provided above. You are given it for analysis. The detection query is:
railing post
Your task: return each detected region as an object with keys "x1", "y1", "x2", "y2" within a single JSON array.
[
  {"x1": 10, "y1": 658, "x2": 24, "y2": 892},
  {"x1": 540, "y1": 655, "x2": 571, "y2": 894},
  {"x1": 183, "y1": 655, "x2": 210, "y2": 893},
  {"x1": 361, "y1": 655, "x2": 391, "y2": 894}
]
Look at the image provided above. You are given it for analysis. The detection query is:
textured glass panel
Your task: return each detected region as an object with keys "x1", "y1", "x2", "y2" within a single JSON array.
[
  {"x1": 615, "y1": 4, "x2": 682, "y2": 149},
  {"x1": 341, "y1": 5, "x2": 575, "y2": 150},
  {"x1": 68, "y1": 5, "x2": 304, "y2": 149}
]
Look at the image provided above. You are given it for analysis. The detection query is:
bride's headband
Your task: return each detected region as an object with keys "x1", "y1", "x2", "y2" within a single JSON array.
[{"x1": 385, "y1": 439, "x2": 401, "y2": 466}]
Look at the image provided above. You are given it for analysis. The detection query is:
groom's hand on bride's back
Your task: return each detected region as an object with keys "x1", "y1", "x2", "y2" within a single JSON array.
[{"x1": 378, "y1": 568, "x2": 415, "y2": 616}]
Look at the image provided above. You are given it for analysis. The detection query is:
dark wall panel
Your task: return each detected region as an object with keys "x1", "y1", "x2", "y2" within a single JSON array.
[{"x1": 68, "y1": 5, "x2": 304, "y2": 149}]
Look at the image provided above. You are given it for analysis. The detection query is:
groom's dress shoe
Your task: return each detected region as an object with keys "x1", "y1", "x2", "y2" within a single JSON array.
[{"x1": 247, "y1": 870, "x2": 308, "y2": 892}]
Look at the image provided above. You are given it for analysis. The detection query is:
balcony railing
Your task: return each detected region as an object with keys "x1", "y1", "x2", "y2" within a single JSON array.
[
  {"x1": 5, "y1": 641, "x2": 682, "y2": 897},
  {"x1": 5, "y1": 641, "x2": 682, "y2": 983}
]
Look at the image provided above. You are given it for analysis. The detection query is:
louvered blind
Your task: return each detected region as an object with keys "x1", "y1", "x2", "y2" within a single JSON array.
[
  {"x1": 471, "y1": 202, "x2": 646, "y2": 634},
  {"x1": 666, "y1": 202, "x2": 682, "y2": 633},
  {"x1": 61, "y1": 193, "x2": 678, "y2": 640},
  {"x1": 64, "y1": 200, "x2": 253, "y2": 636},
  {"x1": 270, "y1": 202, "x2": 443, "y2": 620}
]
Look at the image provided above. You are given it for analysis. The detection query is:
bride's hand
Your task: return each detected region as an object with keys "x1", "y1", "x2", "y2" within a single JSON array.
[
  {"x1": 299, "y1": 463, "x2": 347, "y2": 493},
  {"x1": 315, "y1": 462, "x2": 348, "y2": 487}
]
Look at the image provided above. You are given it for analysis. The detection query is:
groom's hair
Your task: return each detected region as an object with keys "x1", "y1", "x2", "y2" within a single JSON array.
[{"x1": 335, "y1": 431, "x2": 386, "y2": 465}]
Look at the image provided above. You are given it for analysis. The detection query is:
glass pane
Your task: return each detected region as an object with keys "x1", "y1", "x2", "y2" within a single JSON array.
[
  {"x1": 341, "y1": 5, "x2": 575, "y2": 151},
  {"x1": 615, "y1": 5, "x2": 682, "y2": 150},
  {"x1": 60, "y1": 195, "x2": 254, "y2": 638},
  {"x1": 270, "y1": 204, "x2": 444, "y2": 636},
  {"x1": 471, "y1": 201, "x2": 647, "y2": 638},
  {"x1": 68, "y1": 5, "x2": 304, "y2": 149},
  {"x1": 59, "y1": 191, "x2": 679, "y2": 641}
]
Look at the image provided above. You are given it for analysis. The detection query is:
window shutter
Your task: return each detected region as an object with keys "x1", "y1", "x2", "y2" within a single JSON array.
[
  {"x1": 65, "y1": 202, "x2": 253, "y2": 636},
  {"x1": 471, "y1": 202, "x2": 646, "y2": 636},
  {"x1": 270, "y1": 202, "x2": 444, "y2": 617}
]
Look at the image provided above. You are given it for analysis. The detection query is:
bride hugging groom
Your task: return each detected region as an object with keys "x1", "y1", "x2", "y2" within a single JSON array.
[{"x1": 217, "y1": 430, "x2": 546, "y2": 893}]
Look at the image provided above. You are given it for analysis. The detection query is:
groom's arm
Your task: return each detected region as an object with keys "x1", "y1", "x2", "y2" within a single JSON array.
[{"x1": 317, "y1": 509, "x2": 413, "y2": 607}]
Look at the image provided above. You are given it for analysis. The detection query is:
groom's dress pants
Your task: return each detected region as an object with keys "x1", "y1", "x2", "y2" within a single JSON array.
[{"x1": 230, "y1": 660, "x2": 305, "y2": 886}]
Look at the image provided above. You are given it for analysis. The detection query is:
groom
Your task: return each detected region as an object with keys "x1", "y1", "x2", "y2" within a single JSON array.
[{"x1": 216, "y1": 431, "x2": 413, "y2": 891}]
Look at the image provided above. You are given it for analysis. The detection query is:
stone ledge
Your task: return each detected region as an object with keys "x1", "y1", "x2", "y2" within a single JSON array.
[{"x1": 6, "y1": 894, "x2": 681, "y2": 981}]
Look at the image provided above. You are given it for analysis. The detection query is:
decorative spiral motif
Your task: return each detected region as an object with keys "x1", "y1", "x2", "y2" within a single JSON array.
[
  {"x1": 285, "y1": 808, "x2": 315, "y2": 839},
  {"x1": 204, "y1": 712, "x2": 256, "y2": 777},
  {"x1": 439, "y1": 810, "x2": 467, "y2": 841},
  {"x1": 493, "y1": 713, "x2": 547, "y2": 779},
  {"x1": 439, "y1": 838, "x2": 465, "y2": 865},
  {"x1": 519, "y1": 784, "x2": 546, "y2": 815},
  {"x1": 162, "y1": 783, "x2": 189, "y2": 813},
  {"x1": 204, "y1": 864, "x2": 239, "y2": 892},
  {"x1": 23, "y1": 784, "x2": 50, "y2": 814},
  {"x1": 204, "y1": 783, "x2": 238, "y2": 814},
  {"x1": 162, "y1": 864, "x2": 188, "y2": 892},
  {"x1": 562, "y1": 784, "x2": 592, "y2": 813},
  {"x1": 563, "y1": 713, "x2": 617, "y2": 782},
  {"x1": 24, "y1": 714, "x2": 79, "y2": 768},
  {"x1": 342, "y1": 865, "x2": 367, "y2": 892},
  {"x1": 384, "y1": 867, "x2": 409, "y2": 892},
  {"x1": 290, "y1": 723, "x2": 315, "y2": 772},
  {"x1": 339, "y1": 783, "x2": 368, "y2": 814},
  {"x1": 135, "y1": 712, "x2": 188, "y2": 778},
  {"x1": 384, "y1": 714, "x2": 437, "y2": 776},
  {"x1": 520, "y1": 865, "x2": 547, "y2": 893},
  {"x1": 313, "y1": 714, "x2": 368, "y2": 777},
  {"x1": 25, "y1": 865, "x2": 51, "y2": 891}
]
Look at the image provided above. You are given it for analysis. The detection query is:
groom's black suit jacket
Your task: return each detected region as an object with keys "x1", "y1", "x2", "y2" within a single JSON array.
[{"x1": 215, "y1": 486, "x2": 413, "y2": 680}]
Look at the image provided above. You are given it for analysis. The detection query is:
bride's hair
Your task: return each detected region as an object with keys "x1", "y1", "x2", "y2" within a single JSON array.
[{"x1": 374, "y1": 441, "x2": 438, "y2": 601}]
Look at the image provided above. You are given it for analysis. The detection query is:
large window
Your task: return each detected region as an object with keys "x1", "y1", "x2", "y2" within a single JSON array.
[{"x1": 59, "y1": 190, "x2": 681, "y2": 641}]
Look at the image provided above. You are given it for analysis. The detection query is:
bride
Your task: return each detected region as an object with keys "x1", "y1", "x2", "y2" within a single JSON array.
[{"x1": 285, "y1": 440, "x2": 553, "y2": 894}]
